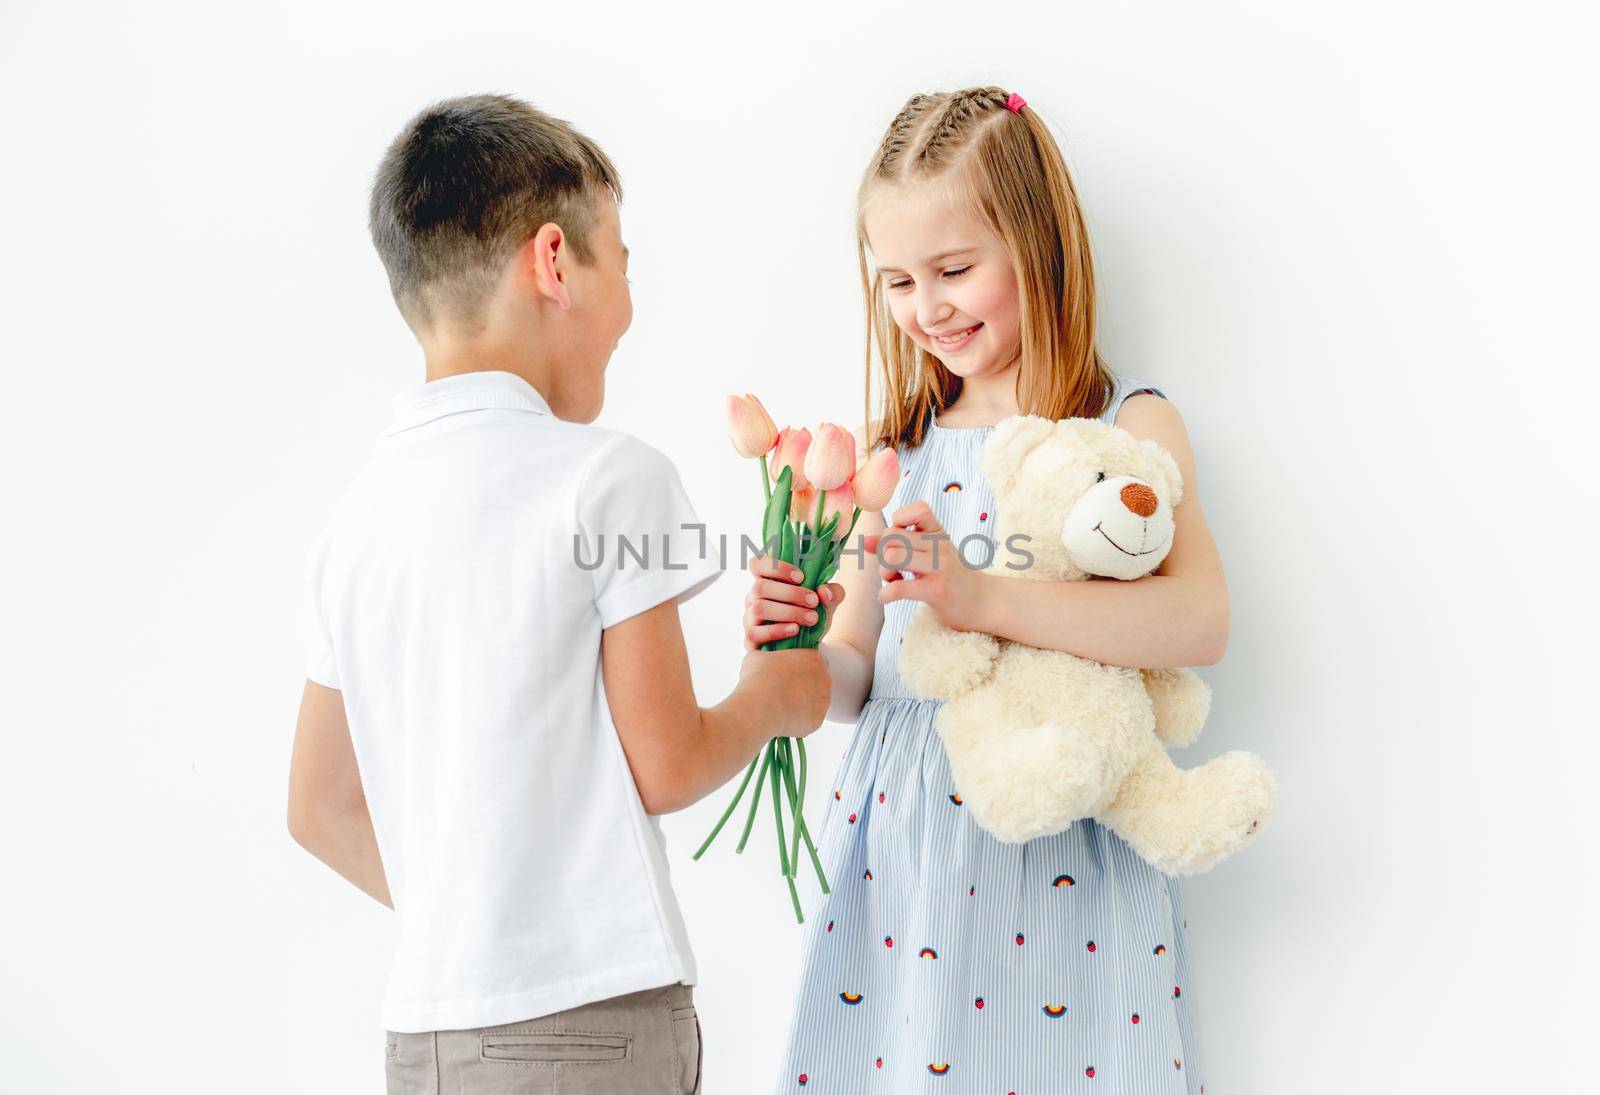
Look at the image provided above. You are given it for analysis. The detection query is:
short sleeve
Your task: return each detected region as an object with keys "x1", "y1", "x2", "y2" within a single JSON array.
[
  {"x1": 304, "y1": 530, "x2": 340, "y2": 689},
  {"x1": 577, "y1": 434, "x2": 724, "y2": 629}
]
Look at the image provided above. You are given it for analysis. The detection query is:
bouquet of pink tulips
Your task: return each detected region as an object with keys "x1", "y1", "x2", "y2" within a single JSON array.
[{"x1": 693, "y1": 394, "x2": 900, "y2": 921}]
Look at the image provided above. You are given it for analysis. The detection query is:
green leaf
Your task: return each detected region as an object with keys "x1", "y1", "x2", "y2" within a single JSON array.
[{"x1": 761, "y1": 465, "x2": 793, "y2": 552}]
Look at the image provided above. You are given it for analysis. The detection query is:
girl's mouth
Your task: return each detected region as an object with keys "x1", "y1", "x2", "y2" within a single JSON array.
[{"x1": 930, "y1": 323, "x2": 982, "y2": 351}]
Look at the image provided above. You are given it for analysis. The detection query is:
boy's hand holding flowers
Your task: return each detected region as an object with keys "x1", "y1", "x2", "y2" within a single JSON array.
[{"x1": 742, "y1": 557, "x2": 843, "y2": 652}]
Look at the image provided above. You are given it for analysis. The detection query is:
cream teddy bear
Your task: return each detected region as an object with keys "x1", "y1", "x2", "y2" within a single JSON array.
[{"x1": 898, "y1": 414, "x2": 1276, "y2": 875}]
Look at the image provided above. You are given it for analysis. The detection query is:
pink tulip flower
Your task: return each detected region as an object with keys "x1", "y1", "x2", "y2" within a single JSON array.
[
  {"x1": 789, "y1": 485, "x2": 818, "y2": 525},
  {"x1": 726, "y1": 393, "x2": 778, "y2": 458},
  {"x1": 819, "y1": 481, "x2": 855, "y2": 538},
  {"x1": 791, "y1": 482, "x2": 855, "y2": 538},
  {"x1": 771, "y1": 427, "x2": 813, "y2": 492},
  {"x1": 851, "y1": 447, "x2": 901, "y2": 511},
  {"x1": 804, "y1": 423, "x2": 855, "y2": 492}
]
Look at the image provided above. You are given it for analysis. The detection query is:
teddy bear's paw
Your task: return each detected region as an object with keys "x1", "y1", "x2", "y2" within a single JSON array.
[
  {"x1": 1105, "y1": 750, "x2": 1277, "y2": 876},
  {"x1": 1182, "y1": 751, "x2": 1277, "y2": 871}
]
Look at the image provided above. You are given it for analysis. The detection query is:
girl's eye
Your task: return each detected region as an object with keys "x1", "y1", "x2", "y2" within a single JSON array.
[
  {"x1": 886, "y1": 266, "x2": 970, "y2": 291},
  {"x1": 1096, "y1": 472, "x2": 1107, "y2": 482}
]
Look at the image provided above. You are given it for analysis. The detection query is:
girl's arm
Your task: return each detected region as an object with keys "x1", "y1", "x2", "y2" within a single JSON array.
[
  {"x1": 873, "y1": 395, "x2": 1228, "y2": 669},
  {"x1": 817, "y1": 504, "x2": 887, "y2": 719}
]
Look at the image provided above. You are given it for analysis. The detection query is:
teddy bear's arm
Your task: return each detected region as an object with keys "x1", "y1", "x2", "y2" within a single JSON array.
[
  {"x1": 898, "y1": 604, "x2": 1002, "y2": 701},
  {"x1": 1142, "y1": 667, "x2": 1211, "y2": 748}
]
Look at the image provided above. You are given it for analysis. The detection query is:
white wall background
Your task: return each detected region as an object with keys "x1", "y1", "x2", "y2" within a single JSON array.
[{"x1": 2, "y1": 1, "x2": 1595, "y2": 1091}]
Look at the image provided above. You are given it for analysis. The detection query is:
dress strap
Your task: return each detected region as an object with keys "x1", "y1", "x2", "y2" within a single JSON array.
[{"x1": 1104, "y1": 375, "x2": 1168, "y2": 425}]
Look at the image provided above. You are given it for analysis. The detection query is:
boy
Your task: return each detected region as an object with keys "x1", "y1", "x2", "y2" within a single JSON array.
[{"x1": 287, "y1": 94, "x2": 834, "y2": 1094}]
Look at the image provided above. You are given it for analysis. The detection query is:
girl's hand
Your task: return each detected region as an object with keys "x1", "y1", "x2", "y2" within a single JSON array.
[
  {"x1": 864, "y1": 500, "x2": 988, "y2": 631},
  {"x1": 742, "y1": 555, "x2": 846, "y2": 651}
]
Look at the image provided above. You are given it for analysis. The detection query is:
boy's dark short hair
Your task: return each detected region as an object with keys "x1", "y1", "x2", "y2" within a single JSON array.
[{"x1": 369, "y1": 93, "x2": 622, "y2": 331}]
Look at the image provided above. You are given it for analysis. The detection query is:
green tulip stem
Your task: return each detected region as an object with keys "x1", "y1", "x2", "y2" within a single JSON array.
[
  {"x1": 785, "y1": 868, "x2": 804, "y2": 923},
  {"x1": 780, "y1": 738, "x2": 804, "y2": 871},
  {"x1": 796, "y1": 806, "x2": 829, "y2": 894},
  {"x1": 736, "y1": 742, "x2": 773, "y2": 853},
  {"x1": 770, "y1": 744, "x2": 791, "y2": 879},
  {"x1": 694, "y1": 753, "x2": 760, "y2": 860},
  {"x1": 795, "y1": 735, "x2": 809, "y2": 817},
  {"x1": 759, "y1": 453, "x2": 771, "y2": 502}
]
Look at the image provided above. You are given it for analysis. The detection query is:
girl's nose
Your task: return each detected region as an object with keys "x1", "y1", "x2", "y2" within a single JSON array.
[
  {"x1": 1120, "y1": 482, "x2": 1158, "y2": 517},
  {"x1": 916, "y1": 294, "x2": 953, "y2": 332}
]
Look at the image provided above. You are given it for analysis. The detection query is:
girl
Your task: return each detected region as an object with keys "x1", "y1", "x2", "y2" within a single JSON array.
[{"x1": 744, "y1": 87, "x2": 1225, "y2": 1093}]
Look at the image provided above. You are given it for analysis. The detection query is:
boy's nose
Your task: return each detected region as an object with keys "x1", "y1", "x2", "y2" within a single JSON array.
[{"x1": 1120, "y1": 482, "x2": 1158, "y2": 517}]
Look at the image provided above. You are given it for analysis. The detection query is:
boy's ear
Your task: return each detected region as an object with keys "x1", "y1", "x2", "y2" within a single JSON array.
[{"x1": 522, "y1": 223, "x2": 571, "y2": 310}]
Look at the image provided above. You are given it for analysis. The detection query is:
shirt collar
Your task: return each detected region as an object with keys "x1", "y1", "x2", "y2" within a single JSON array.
[{"x1": 386, "y1": 370, "x2": 554, "y2": 435}]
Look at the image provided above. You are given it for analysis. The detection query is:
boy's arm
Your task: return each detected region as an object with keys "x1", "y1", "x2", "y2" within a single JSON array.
[
  {"x1": 602, "y1": 598, "x2": 830, "y2": 816},
  {"x1": 286, "y1": 680, "x2": 394, "y2": 908}
]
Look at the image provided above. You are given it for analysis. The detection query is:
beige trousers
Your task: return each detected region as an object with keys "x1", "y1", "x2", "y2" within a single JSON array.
[{"x1": 385, "y1": 982, "x2": 701, "y2": 1094}]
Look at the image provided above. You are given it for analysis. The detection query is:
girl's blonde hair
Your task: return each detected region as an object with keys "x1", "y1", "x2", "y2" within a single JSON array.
[{"x1": 859, "y1": 87, "x2": 1115, "y2": 451}]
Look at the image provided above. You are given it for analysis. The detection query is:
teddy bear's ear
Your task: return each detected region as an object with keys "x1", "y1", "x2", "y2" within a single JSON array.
[
  {"x1": 981, "y1": 415, "x2": 1058, "y2": 495},
  {"x1": 1139, "y1": 438, "x2": 1184, "y2": 507}
]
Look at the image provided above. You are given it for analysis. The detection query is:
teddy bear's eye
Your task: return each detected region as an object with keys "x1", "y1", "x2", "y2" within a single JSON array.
[{"x1": 1096, "y1": 472, "x2": 1107, "y2": 483}]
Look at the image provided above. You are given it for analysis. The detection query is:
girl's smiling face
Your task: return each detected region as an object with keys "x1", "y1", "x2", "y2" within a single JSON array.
[{"x1": 864, "y1": 183, "x2": 1022, "y2": 381}]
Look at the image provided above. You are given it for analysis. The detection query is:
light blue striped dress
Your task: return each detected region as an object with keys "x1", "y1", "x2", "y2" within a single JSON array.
[{"x1": 775, "y1": 376, "x2": 1208, "y2": 1094}]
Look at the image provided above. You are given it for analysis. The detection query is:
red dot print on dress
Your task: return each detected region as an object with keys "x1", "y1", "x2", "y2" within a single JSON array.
[
  {"x1": 1085, "y1": 1066, "x2": 1096, "y2": 1078},
  {"x1": 1015, "y1": 933, "x2": 1025, "y2": 946},
  {"x1": 848, "y1": 812, "x2": 857, "y2": 823},
  {"x1": 1174, "y1": 985, "x2": 1182, "y2": 999},
  {"x1": 884, "y1": 935, "x2": 894, "y2": 948},
  {"x1": 826, "y1": 920, "x2": 834, "y2": 932},
  {"x1": 797, "y1": 1074, "x2": 808, "y2": 1086},
  {"x1": 1086, "y1": 940, "x2": 1096, "y2": 952},
  {"x1": 1131, "y1": 1012, "x2": 1141, "y2": 1024},
  {"x1": 878, "y1": 791, "x2": 886, "y2": 804},
  {"x1": 968, "y1": 885, "x2": 975, "y2": 896},
  {"x1": 863, "y1": 869, "x2": 873, "y2": 881},
  {"x1": 979, "y1": 512, "x2": 988, "y2": 521},
  {"x1": 974, "y1": 997, "x2": 984, "y2": 1009}
]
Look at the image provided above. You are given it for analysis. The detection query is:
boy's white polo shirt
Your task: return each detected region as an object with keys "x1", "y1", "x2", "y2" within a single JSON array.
[{"x1": 304, "y1": 370, "x2": 722, "y2": 1033}]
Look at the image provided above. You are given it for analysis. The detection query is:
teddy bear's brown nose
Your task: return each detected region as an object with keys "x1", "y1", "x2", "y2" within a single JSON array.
[{"x1": 1120, "y1": 482, "x2": 1158, "y2": 517}]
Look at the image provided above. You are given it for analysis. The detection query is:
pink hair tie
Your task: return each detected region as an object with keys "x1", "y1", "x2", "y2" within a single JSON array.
[{"x1": 1005, "y1": 92, "x2": 1027, "y2": 114}]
